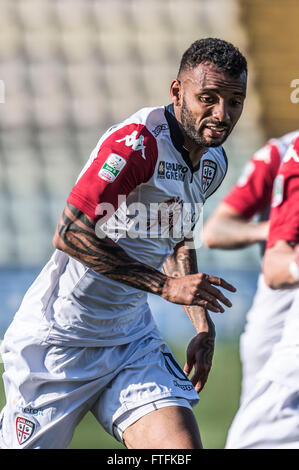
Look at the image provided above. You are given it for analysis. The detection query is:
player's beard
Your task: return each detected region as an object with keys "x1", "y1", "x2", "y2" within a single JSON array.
[{"x1": 180, "y1": 96, "x2": 231, "y2": 148}]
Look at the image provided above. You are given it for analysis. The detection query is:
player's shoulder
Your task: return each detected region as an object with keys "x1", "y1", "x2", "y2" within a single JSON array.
[
  {"x1": 250, "y1": 139, "x2": 281, "y2": 168},
  {"x1": 271, "y1": 136, "x2": 299, "y2": 208},
  {"x1": 294, "y1": 135, "x2": 299, "y2": 152},
  {"x1": 92, "y1": 107, "x2": 165, "y2": 164},
  {"x1": 268, "y1": 129, "x2": 299, "y2": 161},
  {"x1": 271, "y1": 129, "x2": 299, "y2": 151},
  {"x1": 113, "y1": 106, "x2": 167, "y2": 138},
  {"x1": 97, "y1": 106, "x2": 168, "y2": 151},
  {"x1": 247, "y1": 133, "x2": 298, "y2": 175},
  {"x1": 280, "y1": 135, "x2": 299, "y2": 167}
]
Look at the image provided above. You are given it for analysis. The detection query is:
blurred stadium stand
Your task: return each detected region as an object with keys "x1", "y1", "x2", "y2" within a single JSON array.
[
  {"x1": 0, "y1": 0, "x2": 298, "y2": 341},
  {"x1": 240, "y1": 0, "x2": 299, "y2": 139}
]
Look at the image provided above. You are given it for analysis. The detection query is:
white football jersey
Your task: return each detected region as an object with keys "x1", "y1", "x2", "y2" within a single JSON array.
[{"x1": 10, "y1": 105, "x2": 228, "y2": 346}]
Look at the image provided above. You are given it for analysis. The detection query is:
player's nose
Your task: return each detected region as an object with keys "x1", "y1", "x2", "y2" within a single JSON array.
[{"x1": 212, "y1": 100, "x2": 230, "y2": 123}]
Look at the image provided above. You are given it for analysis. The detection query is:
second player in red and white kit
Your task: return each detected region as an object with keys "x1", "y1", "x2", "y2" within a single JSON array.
[
  {"x1": 204, "y1": 130, "x2": 299, "y2": 404},
  {"x1": 225, "y1": 136, "x2": 299, "y2": 448}
]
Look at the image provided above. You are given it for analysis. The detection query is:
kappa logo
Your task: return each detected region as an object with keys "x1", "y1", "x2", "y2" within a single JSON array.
[
  {"x1": 201, "y1": 159, "x2": 217, "y2": 192},
  {"x1": 16, "y1": 416, "x2": 35, "y2": 445},
  {"x1": 116, "y1": 130, "x2": 146, "y2": 159},
  {"x1": 283, "y1": 144, "x2": 299, "y2": 163}
]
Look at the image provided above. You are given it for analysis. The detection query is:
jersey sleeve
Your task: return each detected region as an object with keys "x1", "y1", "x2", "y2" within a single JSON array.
[
  {"x1": 67, "y1": 123, "x2": 158, "y2": 220},
  {"x1": 267, "y1": 137, "x2": 299, "y2": 248},
  {"x1": 223, "y1": 142, "x2": 281, "y2": 219}
]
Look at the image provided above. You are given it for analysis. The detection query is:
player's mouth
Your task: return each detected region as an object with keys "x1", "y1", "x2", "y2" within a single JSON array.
[{"x1": 204, "y1": 124, "x2": 229, "y2": 138}]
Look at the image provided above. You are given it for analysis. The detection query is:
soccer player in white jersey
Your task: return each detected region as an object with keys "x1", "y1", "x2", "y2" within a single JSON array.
[
  {"x1": 203, "y1": 130, "x2": 299, "y2": 403},
  {"x1": 0, "y1": 38, "x2": 247, "y2": 449},
  {"x1": 225, "y1": 136, "x2": 299, "y2": 448}
]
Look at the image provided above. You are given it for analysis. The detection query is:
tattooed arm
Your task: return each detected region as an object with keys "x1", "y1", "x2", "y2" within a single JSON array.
[
  {"x1": 162, "y1": 237, "x2": 217, "y2": 392},
  {"x1": 162, "y1": 236, "x2": 228, "y2": 326},
  {"x1": 54, "y1": 202, "x2": 166, "y2": 296},
  {"x1": 53, "y1": 203, "x2": 235, "y2": 311}
]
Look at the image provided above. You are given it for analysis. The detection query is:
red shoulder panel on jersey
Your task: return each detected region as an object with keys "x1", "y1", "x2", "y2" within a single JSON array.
[
  {"x1": 67, "y1": 123, "x2": 158, "y2": 220},
  {"x1": 267, "y1": 137, "x2": 299, "y2": 248},
  {"x1": 223, "y1": 142, "x2": 281, "y2": 219}
]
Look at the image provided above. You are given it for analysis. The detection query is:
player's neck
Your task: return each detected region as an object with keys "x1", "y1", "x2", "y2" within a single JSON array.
[
  {"x1": 189, "y1": 147, "x2": 206, "y2": 167},
  {"x1": 183, "y1": 139, "x2": 207, "y2": 167}
]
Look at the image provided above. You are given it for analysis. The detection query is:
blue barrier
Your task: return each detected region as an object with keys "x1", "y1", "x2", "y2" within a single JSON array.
[{"x1": 0, "y1": 266, "x2": 259, "y2": 343}]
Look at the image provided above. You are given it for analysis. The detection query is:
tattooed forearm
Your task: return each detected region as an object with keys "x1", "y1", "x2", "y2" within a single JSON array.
[
  {"x1": 162, "y1": 240, "x2": 198, "y2": 278},
  {"x1": 162, "y1": 237, "x2": 211, "y2": 332},
  {"x1": 54, "y1": 203, "x2": 168, "y2": 295}
]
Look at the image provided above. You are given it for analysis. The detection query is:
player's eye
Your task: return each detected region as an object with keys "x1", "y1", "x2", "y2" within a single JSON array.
[
  {"x1": 199, "y1": 95, "x2": 215, "y2": 104},
  {"x1": 230, "y1": 98, "x2": 243, "y2": 107}
]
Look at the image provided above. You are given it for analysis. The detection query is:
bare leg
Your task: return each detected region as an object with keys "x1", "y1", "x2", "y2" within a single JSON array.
[{"x1": 123, "y1": 406, "x2": 202, "y2": 449}]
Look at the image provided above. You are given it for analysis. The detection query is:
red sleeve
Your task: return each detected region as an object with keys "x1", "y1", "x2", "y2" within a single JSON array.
[
  {"x1": 267, "y1": 137, "x2": 299, "y2": 248},
  {"x1": 67, "y1": 123, "x2": 158, "y2": 220},
  {"x1": 223, "y1": 142, "x2": 281, "y2": 219}
]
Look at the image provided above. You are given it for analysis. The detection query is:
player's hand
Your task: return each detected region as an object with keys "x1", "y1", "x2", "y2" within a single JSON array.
[
  {"x1": 162, "y1": 273, "x2": 236, "y2": 312},
  {"x1": 183, "y1": 317, "x2": 216, "y2": 393}
]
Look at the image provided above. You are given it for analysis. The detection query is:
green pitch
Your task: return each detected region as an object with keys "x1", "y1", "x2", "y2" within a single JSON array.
[{"x1": 0, "y1": 341, "x2": 241, "y2": 449}]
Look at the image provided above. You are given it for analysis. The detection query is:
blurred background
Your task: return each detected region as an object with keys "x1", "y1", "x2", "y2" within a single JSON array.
[{"x1": 0, "y1": 0, "x2": 298, "y2": 449}]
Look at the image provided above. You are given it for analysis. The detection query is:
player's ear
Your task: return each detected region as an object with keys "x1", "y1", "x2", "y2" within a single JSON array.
[{"x1": 170, "y1": 79, "x2": 182, "y2": 106}]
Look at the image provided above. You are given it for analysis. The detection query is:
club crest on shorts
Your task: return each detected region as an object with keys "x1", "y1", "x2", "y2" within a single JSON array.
[
  {"x1": 16, "y1": 416, "x2": 35, "y2": 445},
  {"x1": 201, "y1": 159, "x2": 217, "y2": 192}
]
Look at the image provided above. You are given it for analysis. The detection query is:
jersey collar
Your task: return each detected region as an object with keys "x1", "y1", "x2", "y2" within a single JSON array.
[{"x1": 164, "y1": 103, "x2": 201, "y2": 173}]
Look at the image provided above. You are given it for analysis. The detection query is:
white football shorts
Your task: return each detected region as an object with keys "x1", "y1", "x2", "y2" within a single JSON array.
[
  {"x1": 238, "y1": 274, "x2": 295, "y2": 402},
  {"x1": 0, "y1": 327, "x2": 199, "y2": 449},
  {"x1": 225, "y1": 379, "x2": 299, "y2": 449}
]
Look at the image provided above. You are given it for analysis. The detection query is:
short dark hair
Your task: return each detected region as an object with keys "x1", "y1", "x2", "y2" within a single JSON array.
[{"x1": 178, "y1": 37, "x2": 247, "y2": 78}]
